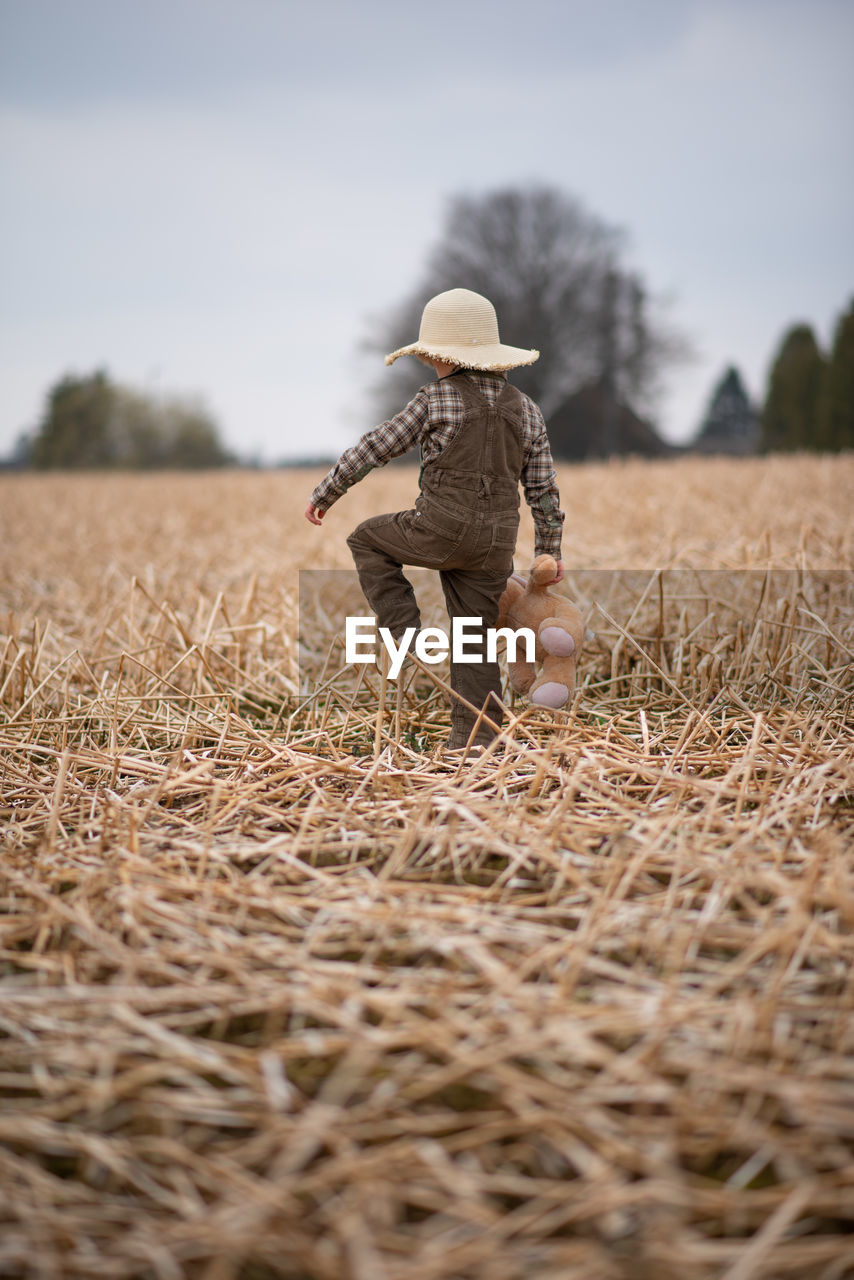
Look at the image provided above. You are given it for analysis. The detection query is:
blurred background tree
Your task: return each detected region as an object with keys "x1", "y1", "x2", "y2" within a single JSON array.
[
  {"x1": 365, "y1": 185, "x2": 692, "y2": 425},
  {"x1": 22, "y1": 370, "x2": 233, "y2": 469},
  {"x1": 760, "y1": 324, "x2": 828, "y2": 452},
  {"x1": 816, "y1": 298, "x2": 854, "y2": 451},
  {"x1": 692, "y1": 365, "x2": 758, "y2": 455}
]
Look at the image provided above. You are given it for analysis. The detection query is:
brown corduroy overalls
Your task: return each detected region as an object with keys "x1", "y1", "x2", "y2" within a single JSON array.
[{"x1": 346, "y1": 372, "x2": 525, "y2": 747}]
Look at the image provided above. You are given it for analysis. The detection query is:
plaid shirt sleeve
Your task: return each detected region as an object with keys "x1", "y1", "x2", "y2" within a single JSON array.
[
  {"x1": 521, "y1": 403, "x2": 565, "y2": 559},
  {"x1": 309, "y1": 387, "x2": 431, "y2": 512}
]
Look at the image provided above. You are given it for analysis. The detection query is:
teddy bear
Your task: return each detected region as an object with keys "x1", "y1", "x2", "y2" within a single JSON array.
[{"x1": 496, "y1": 555, "x2": 585, "y2": 709}]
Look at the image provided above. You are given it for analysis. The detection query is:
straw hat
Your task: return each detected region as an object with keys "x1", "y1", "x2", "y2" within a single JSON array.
[{"x1": 384, "y1": 288, "x2": 539, "y2": 371}]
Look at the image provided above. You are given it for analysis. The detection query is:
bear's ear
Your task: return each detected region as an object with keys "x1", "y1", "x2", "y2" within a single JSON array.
[{"x1": 530, "y1": 554, "x2": 557, "y2": 585}]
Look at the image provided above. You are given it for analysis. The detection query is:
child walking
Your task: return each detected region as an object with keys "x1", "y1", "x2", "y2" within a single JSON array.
[{"x1": 304, "y1": 288, "x2": 565, "y2": 750}]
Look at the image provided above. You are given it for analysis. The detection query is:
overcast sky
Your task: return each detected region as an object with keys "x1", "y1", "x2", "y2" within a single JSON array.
[{"x1": 2, "y1": 0, "x2": 852, "y2": 459}]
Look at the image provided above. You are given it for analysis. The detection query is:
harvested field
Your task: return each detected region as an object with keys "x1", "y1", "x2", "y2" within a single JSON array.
[{"x1": 1, "y1": 454, "x2": 853, "y2": 1280}]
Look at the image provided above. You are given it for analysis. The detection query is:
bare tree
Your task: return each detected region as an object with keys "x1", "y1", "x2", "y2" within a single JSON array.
[{"x1": 365, "y1": 185, "x2": 691, "y2": 423}]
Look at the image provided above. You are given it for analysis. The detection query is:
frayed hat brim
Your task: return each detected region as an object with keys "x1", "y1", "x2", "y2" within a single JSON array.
[{"x1": 384, "y1": 341, "x2": 539, "y2": 371}]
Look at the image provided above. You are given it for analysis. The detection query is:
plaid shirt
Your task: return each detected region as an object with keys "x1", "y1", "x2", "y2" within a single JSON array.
[{"x1": 310, "y1": 372, "x2": 564, "y2": 557}]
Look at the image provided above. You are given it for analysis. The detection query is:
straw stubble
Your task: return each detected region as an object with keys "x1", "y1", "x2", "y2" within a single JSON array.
[{"x1": 0, "y1": 456, "x2": 852, "y2": 1280}]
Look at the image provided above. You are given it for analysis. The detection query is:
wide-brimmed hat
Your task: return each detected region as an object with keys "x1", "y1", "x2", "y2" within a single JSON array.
[{"x1": 384, "y1": 288, "x2": 539, "y2": 371}]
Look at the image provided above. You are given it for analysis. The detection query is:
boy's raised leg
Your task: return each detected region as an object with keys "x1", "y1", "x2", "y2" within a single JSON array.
[{"x1": 346, "y1": 514, "x2": 423, "y2": 640}]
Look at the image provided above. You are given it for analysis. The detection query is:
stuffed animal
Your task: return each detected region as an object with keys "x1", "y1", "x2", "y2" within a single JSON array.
[{"x1": 496, "y1": 555, "x2": 585, "y2": 709}]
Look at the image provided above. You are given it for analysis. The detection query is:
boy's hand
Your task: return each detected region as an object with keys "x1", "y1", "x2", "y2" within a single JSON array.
[
  {"x1": 304, "y1": 503, "x2": 325, "y2": 526},
  {"x1": 552, "y1": 560, "x2": 564, "y2": 583}
]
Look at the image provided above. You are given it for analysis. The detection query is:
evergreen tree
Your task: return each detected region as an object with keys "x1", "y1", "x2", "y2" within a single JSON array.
[
  {"x1": 695, "y1": 365, "x2": 757, "y2": 452},
  {"x1": 760, "y1": 325, "x2": 827, "y2": 452},
  {"x1": 817, "y1": 300, "x2": 854, "y2": 451}
]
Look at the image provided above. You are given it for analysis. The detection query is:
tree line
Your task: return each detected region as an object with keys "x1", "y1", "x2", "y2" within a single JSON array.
[
  {"x1": 694, "y1": 301, "x2": 853, "y2": 457},
  {"x1": 12, "y1": 370, "x2": 232, "y2": 470},
  {"x1": 759, "y1": 303, "x2": 853, "y2": 452},
  {"x1": 371, "y1": 185, "x2": 852, "y2": 457},
  {"x1": 7, "y1": 186, "x2": 851, "y2": 468}
]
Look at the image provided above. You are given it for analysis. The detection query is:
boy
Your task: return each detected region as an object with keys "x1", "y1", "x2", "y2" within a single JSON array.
[{"x1": 304, "y1": 287, "x2": 565, "y2": 750}]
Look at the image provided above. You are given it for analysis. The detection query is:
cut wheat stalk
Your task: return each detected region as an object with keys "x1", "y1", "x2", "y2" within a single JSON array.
[{"x1": 0, "y1": 458, "x2": 851, "y2": 1280}]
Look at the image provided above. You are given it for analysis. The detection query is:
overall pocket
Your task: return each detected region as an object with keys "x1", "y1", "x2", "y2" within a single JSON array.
[
  {"x1": 413, "y1": 497, "x2": 471, "y2": 566},
  {"x1": 489, "y1": 515, "x2": 519, "y2": 553}
]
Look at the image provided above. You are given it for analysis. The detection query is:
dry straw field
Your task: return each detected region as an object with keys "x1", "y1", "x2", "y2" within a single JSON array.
[{"x1": 1, "y1": 454, "x2": 853, "y2": 1280}]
